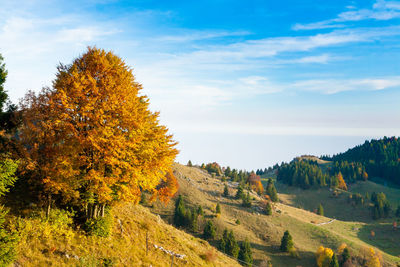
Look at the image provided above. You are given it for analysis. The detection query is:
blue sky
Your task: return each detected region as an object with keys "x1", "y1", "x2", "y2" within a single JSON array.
[{"x1": 1, "y1": 0, "x2": 400, "y2": 170}]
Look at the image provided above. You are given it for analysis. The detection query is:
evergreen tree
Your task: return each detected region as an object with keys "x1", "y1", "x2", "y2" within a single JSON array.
[
  {"x1": 219, "y1": 229, "x2": 229, "y2": 253},
  {"x1": 197, "y1": 205, "x2": 204, "y2": 216},
  {"x1": 280, "y1": 230, "x2": 294, "y2": 252},
  {"x1": 236, "y1": 185, "x2": 244, "y2": 199},
  {"x1": 189, "y1": 208, "x2": 198, "y2": 232},
  {"x1": 187, "y1": 160, "x2": 193, "y2": 167},
  {"x1": 238, "y1": 239, "x2": 253, "y2": 266},
  {"x1": 173, "y1": 195, "x2": 186, "y2": 227},
  {"x1": 266, "y1": 179, "x2": 279, "y2": 202},
  {"x1": 216, "y1": 203, "x2": 221, "y2": 214},
  {"x1": 330, "y1": 253, "x2": 339, "y2": 267},
  {"x1": 340, "y1": 248, "x2": 351, "y2": 266},
  {"x1": 265, "y1": 202, "x2": 272, "y2": 215},
  {"x1": 226, "y1": 230, "x2": 240, "y2": 258},
  {"x1": 317, "y1": 203, "x2": 324, "y2": 216},
  {"x1": 242, "y1": 192, "x2": 252, "y2": 208},
  {"x1": 223, "y1": 184, "x2": 229, "y2": 197},
  {"x1": 396, "y1": 205, "x2": 400, "y2": 217},
  {"x1": 0, "y1": 54, "x2": 9, "y2": 111},
  {"x1": 203, "y1": 220, "x2": 216, "y2": 240}
]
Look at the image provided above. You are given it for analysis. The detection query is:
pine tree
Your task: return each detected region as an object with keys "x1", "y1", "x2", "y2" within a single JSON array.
[
  {"x1": 219, "y1": 229, "x2": 229, "y2": 253},
  {"x1": 317, "y1": 203, "x2": 324, "y2": 216},
  {"x1": 0, "y1": 54, "x2": 9, "y2": 111},
  {"x1": 203, "y1": 220, "x2": 216, "y2": 240},
  {"x1": 340, "y1": 247, "x2": 351, "y2": 266},
  {"x1": 280, "y1": 230, "x2": 294, "y2": 252},
  {"x1": 330, "y1": 252, "x2": 339, "y2": 267},
  {"x1": 266, "y1": 179, "x2": 279, "y2": 202},
  {"x1": 173, "y1": 195, "x2": 186, "y2": 227},
  {"x1": 238, "y1": 239, "x2": 253, "y2": 266},
  {"x1": 236, "y1": 185, "x2": 244, "y2": 199},
  {"x1": 265, "y1": 202, "x2": 272, "y2": 215},
  {"x1": 396, "y1": 205, "x2": 400, "y2": 217},
  {"x1": 226, "y1": 230, "x2": 240, "y2": 258},
  {"x1": 197, "y1": 205, "x2": 204, "y2": 216},
  {"x1": 242, "y1": 192, "x2": 252, "y2": 207},
  {"x1": 187, "y1": 160, "x2": 193, "y2": 167},
  {"x1": 216, "y1": 203, "x2": 221, "y2": 214},
  {"x1": 223, "y1": 184, "x2": 229, "y2": 197}
]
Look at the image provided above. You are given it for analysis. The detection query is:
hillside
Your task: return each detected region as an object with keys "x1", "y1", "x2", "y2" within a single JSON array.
[
  {"x1": 10, "y1": 203, "x2": 239, "y2": 266},
  {"x1": 149, "y1": 163, "x2": 400, "y2": 267}
]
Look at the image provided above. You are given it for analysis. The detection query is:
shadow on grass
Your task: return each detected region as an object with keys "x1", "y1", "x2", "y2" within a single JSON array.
[{"x1": 357, "y1": 221, "x2": 400, "y2": 257}]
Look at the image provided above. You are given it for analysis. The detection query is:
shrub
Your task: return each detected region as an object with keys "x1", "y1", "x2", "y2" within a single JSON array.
[
  {"x1": 280, "y1": 230, "x2": 294, "y2": 252},
  {"x1": 235, "y1": 219, "x2": 241, "y2": 225},
  {"x1": 0, "y1": 206, "x2": 18, "y2": 266},
  {"x1": 84, "y1": 211, "x2": 113, "y2": 237}
]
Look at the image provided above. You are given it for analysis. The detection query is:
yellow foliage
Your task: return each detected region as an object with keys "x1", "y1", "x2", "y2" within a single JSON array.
[
  {"x1": 316, "y1": 246, "x2": 333, "y2": 267},
  {"x1": 337, "y1": 172, "x2": 348, "y2": 191},
  {"x1": 337, "y1": 243, "x2": 347, "y2": 254},
  {"x1": 19, "y1": 47, "x2": 178, "y2": 208},
  {"x1": 366, "y1": 248, "x2": 381, "y2": 267}
]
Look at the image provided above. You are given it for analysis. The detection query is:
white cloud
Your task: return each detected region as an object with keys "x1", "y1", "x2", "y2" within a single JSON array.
[{"x1": 294, "y1": 0, "x2": 400, "y2": 31}]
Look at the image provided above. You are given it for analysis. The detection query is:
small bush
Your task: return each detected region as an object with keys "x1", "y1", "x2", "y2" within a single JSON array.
[
  {"x1": 84, "y1": 211, "x2": 113, "y2": 237},
  {"x1": 235, "y1": 219, "x2": 240, "y2": 225}
]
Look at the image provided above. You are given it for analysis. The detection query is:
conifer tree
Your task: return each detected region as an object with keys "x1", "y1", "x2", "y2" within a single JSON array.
[
  {"x1": 226, "y1": 230, "x2": 240, "y2": 258},
  {"x1": 317, "y1": 203, "x2": 324, "y2": 216},
  {"x1": 187, "y1": 160, "x2": 193, "y2": 167},
  {"x1": 280, "y1": 230, "x2": 294, "y2": 252},
  {"x1": 216, "y1": 203, "x2": 221, "y2": 214},
  {"x1": 238, "y1": 239, "x2": 253, "y2": 266},
  {"x1": 242, "y1": 192, "x2": 252, "y2": 207},
  {"x1": 330, "y1": 252, "x2": 339, "y2": 267},
  {"x1": 396, "y1": 205, "x2": 400, "y2": 217},
  {"x1": 203, "y1": 220, "x2": 216, "y2": 240},
  {"x1": 197, "y1": 205, "x2": 204, "y2": 216},
  {"x1": 236, "y1": 185, "x2": 244, "y2": 199},
  {"x1": 340, "y1": 248, "x2": 351, "y2": 266},
  {"x1": 265, "y1": 202, "x2": 272, "y2": 215},
  {"x1": 173, "y1": 195, "x2": 186, "y2": 227},
  {"x1": 223, "y1": 184, "x2": 229, "y2": 197},
  {"x1": 337, "y1": 172, "x2": 348, "y2": 191},
  {"x1": 266, "y1": 179, "x2": 279, "y2": 202},
  {"x1": 0, "y1": 54, "x2": 9, "y2": 111}
]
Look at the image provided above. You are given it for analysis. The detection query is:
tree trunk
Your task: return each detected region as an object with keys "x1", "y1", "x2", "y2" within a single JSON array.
[
  {"x1": 46, "y1": 194, "x2": 52, "y2": 217},
  {"x1": 93, "y1": 204, "x2": 98, "y2": 219}
]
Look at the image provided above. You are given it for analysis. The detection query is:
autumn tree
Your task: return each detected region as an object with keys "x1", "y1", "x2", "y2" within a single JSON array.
[
  {"x1": 337, "y1": 172, "x2": 347, "y2": 191},
  {"x1": 19, "y1": 47, "x2": 178, "y2": 218},
  {"x1": 316, "y1": 246, "x2": 334, "y2": 267}
]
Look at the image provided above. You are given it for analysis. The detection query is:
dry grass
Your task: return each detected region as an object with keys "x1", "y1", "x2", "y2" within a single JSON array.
[
  {"x1": 11, "y1": 203, "x2": 239, "y2": 266},
  {"x1": 153, "y1": 163, "x2": 400, "y2": 267}
]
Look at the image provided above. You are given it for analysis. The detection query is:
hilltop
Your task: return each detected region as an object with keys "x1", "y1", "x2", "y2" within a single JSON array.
[{"x1": 148, "y1": 163, "x2": 400, "y2": 267}]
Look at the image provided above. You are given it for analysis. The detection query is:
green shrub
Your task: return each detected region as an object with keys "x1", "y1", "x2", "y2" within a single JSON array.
[
  {"x1": 84, "y1": 211, "x2": 113, "y2": 237},
  {"x1": 0, "y1": 206, "x2": 18, "y2": 266}
]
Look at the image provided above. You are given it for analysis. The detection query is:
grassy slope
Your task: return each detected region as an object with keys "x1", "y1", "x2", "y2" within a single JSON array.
[
  {"x1": 11, "y1": 202, "x2": 239, "y2": 266},
  {"x1": 155, "y1": 163, "x2": 400, "y2": 267}
]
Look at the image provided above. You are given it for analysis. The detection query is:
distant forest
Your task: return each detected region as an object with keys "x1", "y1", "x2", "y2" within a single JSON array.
[
  {"x1": 277, "y1": 137, "x2": 400, "y2": 189},
  {"x1": 323, "y1": 137, "x2": 400, "y2": 185}
]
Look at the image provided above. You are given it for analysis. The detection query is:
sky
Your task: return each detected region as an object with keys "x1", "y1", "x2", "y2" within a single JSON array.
[{"x1": 1, "y1": 0, "x2": 400, "y2": 170}]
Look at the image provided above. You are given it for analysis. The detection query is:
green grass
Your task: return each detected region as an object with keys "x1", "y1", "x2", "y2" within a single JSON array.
[{"x1": 163, "y1": 163, "x2": 400, "y2": 267}]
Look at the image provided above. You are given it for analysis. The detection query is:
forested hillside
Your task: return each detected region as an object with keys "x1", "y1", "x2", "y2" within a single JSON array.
[{"x1": 324, "y1": 137, "x2": 400, "y2": 185}]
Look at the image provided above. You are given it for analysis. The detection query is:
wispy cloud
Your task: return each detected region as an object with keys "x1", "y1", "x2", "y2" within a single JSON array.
[{"x1": 293, "y1": 0, "x2": 400, "y2": 30}]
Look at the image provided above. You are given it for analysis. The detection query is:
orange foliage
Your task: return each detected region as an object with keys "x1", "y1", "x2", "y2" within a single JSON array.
[
  {"x1": 19, "y1": 47, "x2": 178, "y2": 207},
  {"x1": 153, "y1": 169, "x2": 179, "y2": 204},
  {"x1": 337, "y1": 172, "x2": 348, "y2": 191},
  {"x1": 251, "y1": 180, "x2": 264, "y2": 195}
]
